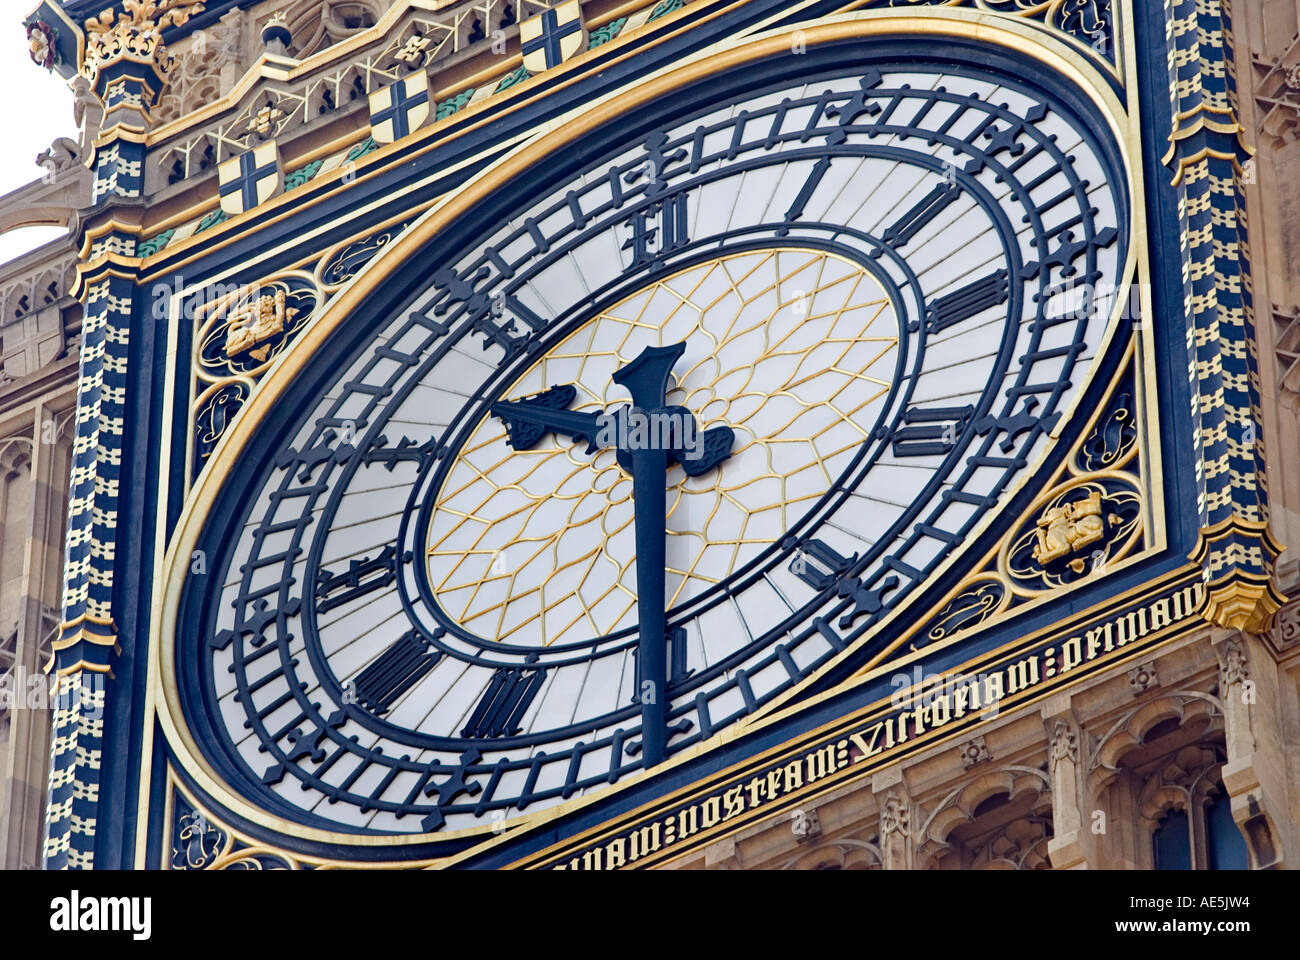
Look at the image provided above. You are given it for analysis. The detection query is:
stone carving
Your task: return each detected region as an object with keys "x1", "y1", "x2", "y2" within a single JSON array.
[
  {"x1": 958, "y1": 736, "x2": 993, "y2": 770},
  {"x1": 36, "y1": 139, "x2": 81, "y2": 178},
  {"x1": 1219, "y1": 638, "x2": 1249, "y2": 688},
  {"x1": 1050, "y1": 721, "x2": 1078, "y2": 769},
  {"x1": 1127, "y1": 661, "x2": 1159, "y2": 696},
  {"x1": 879, "y1": 794, "x2": 909, "y2": 839}
]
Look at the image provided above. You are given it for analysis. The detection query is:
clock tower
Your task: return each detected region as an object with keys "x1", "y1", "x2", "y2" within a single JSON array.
[{"x1": 2, "y1": 0, "x2": 1298, "y2": 872}]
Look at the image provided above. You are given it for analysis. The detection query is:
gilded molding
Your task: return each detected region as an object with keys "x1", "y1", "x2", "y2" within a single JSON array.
[
  {"x1": 126, "y1": 1, "x2": 1201, "y2": 868},
  {"x1": 150, "y1": 12, "x2": 1145, "y2": 864},
  {"x1": 82, "y1": 1, "x2": 206, "y2": 81},
  {"x1": 1189, "y1": 518, "x2": 1286, "y2": 632}
]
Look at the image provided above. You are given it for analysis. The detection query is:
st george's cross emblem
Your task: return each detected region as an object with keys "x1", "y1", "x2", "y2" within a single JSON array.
[
  {"x1": 369, "y1": 72, "x2": 431, "y2": 144},
  {"x1": 520, "y1": 0, "x2": 586, "y2": 74},
  {"x1": 217, "y1": 141, "x2": 283, "y2": 216}
]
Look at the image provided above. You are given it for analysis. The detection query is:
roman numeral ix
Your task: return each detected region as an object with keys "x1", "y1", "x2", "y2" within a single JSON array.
[{"x1": 315, "y1": 544, "x2": 406, "y2": 613}]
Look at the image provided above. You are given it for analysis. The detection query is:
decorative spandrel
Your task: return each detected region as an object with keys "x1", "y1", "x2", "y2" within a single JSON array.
[
  {"x1": 187, "y1": 220, "x2": 421, "y2": 480},
  {"x1": 318, "y1": 218, "x2": 417, "y2": 291},
  {"x1": 191, "y1": 272, "x2": 320, "y2": 472},
  {"x1": 169, "y1": 786, "x2": 303, "y2": 871},
  {"x1": 194, "y1": 381, "x2": 251, "y2": 469},
  {"x1": 917, "y1": 355, "x2": 1147, "y2": 647},
  {"x1": 1008, "y1": 481, "x2": 1142, "y2": 585},
  {"x1": 165, "y1": 41, "x2": 1132, "y2": 855},
  {"x1": 862, "y1": 0, "x2": 1115, "y2": 64}
]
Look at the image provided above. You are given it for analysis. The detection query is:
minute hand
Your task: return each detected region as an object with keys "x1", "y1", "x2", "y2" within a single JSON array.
[{"x1": 611, "y1": 344, "x2": 688, "y2": 768}]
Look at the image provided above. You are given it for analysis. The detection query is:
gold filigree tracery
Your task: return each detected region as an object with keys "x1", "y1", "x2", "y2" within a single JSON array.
[{"x1": 426, "y1": 248, "x2": 900, "y2": 646}]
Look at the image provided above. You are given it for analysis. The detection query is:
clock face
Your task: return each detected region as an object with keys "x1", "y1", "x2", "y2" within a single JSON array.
[
  {"x1": 423, "y1": 247, "x2": 900, "y2": 649},
  {"x1": 187, "y1": 54, "x2": 1126, "y2": 837}
]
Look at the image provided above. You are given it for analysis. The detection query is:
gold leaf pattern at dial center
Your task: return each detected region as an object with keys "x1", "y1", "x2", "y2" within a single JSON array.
[{"x1": 426, "y1": 249, "x2": 899, "y2": 646}]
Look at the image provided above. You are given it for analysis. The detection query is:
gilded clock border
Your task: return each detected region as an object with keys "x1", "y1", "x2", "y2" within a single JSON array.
[{"x1": 140, "y1": 9, "x2": 1151, "y2": 865}]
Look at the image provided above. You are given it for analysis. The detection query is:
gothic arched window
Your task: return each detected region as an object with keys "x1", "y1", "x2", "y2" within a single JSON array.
[
  {"x1": 1152, "y1": 808, "x2": 1191, "y2": 870},
  {"x1": 1144, "y1": 744, "x2": 1249, "y2": 871}
]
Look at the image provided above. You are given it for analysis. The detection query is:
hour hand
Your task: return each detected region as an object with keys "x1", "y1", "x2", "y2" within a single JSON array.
[
  {"x1": 675, "y1": 424, "x2": 736, "y2": 477},
  {"x1": 490, "y1": 385, "x2": 602, "y2": 452}
]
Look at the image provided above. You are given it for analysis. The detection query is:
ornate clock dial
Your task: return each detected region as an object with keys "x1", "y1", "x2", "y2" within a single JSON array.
[
  {"x1": 192, "y1": 55, "x2": 1126, "y2": 835},
  {"x1": 425, "y1": 248, "x2": 899, "y2": 649}
]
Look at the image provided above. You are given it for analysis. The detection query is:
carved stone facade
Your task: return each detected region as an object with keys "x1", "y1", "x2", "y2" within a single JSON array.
[
  {"x1": 0, "y1": 392, "x2": 75, "y2": 869},
  {"x1": 674, "y1": 622, "x2": 1299, "y2": 870}
]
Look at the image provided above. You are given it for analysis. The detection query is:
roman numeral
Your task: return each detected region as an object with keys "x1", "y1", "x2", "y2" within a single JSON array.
[
  {"x1": 623, "y1": 193, "x2": 689, "y2": 269},
  {"x1": 789, "y1": 538, "x2": 857, "y2": 591},
  {"x1": 461, "y1": 660, "x2": 545, "y2": 738},
  {"x1": 471, "y1": 310, "x2": 525, "y2": 355},
  {"x1": 780, "y1": 156, "x2": 831, "y2": 235},
  {"x1": 363, "y1": 434, "x2": 440, "y2": 471},
  {"x1": 926, "y1": 270, "x2": 1009, "y2": 333},
  {"x1": 468, "y1": 292, "x2": 549, "y2": 357},
  {"x1": 891, "y1": 405, "x2": 974, "y2": 457},
  {"x1": 630, "y1": 626, "x2": 693, "y2": 704},
  {"x1": 882, "y1": 183, "x2": 960, "y2": 248},
  {"x1": 315, "y1": 544, "x2": 404, "y2": 613},
  {"x1": 502, "y1": 294, "x2": 548, "y2": 334},
  {"x1": 351, "y1": 630, "x2": 440, "y2": 715}
]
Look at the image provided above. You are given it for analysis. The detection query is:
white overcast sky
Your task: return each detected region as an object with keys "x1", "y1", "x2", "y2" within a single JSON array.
[{"x1": 0, "y1": 8, "x2": 81, "y2": 267}]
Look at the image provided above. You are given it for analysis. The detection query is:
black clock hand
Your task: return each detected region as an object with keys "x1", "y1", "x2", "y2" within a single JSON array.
[
  {"x1": 492, "y1": 391, "x2": 736, "y2": 475},
  {"x1": 491, "y1": 344, "x2": 735, "y2": 767},
  {"x1": 490, "y1": 385, "x2": 604, "y2": 452},
  {"x1": 609, "y1": 344, "x2": 687, "y2": 767}
]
